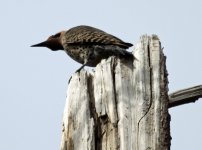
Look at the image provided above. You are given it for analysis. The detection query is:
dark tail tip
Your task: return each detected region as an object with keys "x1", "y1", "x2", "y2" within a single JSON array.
[
  {"x1": 118, "y1": 42, "x2": 133, "y2": 49},
  {"x1": 125, "y1": 42, "x2": 133, "y2": 47}
]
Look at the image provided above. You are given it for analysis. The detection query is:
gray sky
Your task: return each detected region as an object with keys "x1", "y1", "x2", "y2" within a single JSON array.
[{"x1": 0, "y1": 0, "x2": 202, "y2": 149}]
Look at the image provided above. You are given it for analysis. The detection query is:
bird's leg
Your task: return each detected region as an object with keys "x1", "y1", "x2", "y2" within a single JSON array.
[
  {"x1": 68, "y1": 76, "x2": 72, "y2": 84},
  {"x1": 68, "y1": 59, "x2": 88, "y2": 83},
  {"x1": 69, "y1": 59, "x2": 88, "y2": 83},
  {"x1": 75, "y1": 55, "x2": 90, "y2": 73},
  {"x1": 75, "y1": 50, "x2": 93, "y2": 73},
  {"x1": 68, "y1": 62, "x2": 87, "y2": 83},
  {"x1": 68, "y1": 61, "x2": 87, "y2": 83},
  {"x1": 75, "y1": 62, "x2": 87, "y2": 73}
]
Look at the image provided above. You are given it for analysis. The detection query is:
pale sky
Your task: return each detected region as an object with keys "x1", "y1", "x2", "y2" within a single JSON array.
[{"x1": 0, "y1": 0, "x2": 202, "y2": 149}]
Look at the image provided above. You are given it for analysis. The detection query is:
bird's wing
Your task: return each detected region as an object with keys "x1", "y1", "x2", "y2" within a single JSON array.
[{"x1": 64, "y1": 25, "x2": 133, "y2": 49}]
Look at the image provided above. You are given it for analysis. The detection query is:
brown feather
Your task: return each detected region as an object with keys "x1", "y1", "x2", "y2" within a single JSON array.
[{"x1": 64, "y1": 25, "x2": 133, "y2": 49}]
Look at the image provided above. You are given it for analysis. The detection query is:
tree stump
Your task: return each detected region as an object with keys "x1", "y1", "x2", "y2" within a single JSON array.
[{"x1": 60, "y1": 35, "x2": 171, "y2": 150}]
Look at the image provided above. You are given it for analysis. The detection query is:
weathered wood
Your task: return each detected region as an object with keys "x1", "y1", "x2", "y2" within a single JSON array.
[
  {"x1": 60, "y1": 72, "x2": 95, "y2": 150},
  {"x1": 132, "y1": 35, "x2": 170, "y2": 150},
  {"x1": 169, "y1": 85, "x2": 202, "y2": 108},
  {"x1": 60, "y1": 35, "x2": 170, "y2": 150}
]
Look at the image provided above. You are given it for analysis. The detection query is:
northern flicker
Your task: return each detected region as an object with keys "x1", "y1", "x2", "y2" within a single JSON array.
[{"x1": 31, "y1": 25, "x2": 134, "y2": 72}]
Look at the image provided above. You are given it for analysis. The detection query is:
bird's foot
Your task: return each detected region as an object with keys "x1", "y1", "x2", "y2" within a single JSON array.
[
  {"x1": 68, "y1": 64, "x2": 86, "y2": 84},
  {"x1": 68, "y1": 76, "x2": 73, "y2": 84},
  {"x1": 68, "y1": 69, "x2": 83, "y2": 84},
  {"x1": 75, "y1": 64, "x2": 86, "y2": 73}
]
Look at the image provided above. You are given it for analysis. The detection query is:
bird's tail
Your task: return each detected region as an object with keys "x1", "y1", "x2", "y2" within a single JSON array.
[
  {"x1": 117, "y1": 49, "x2": 135, "y2": 60},
  {"x1": 108, "y1": 46, "x2": 135, "y2": 60},
  {"x1": 94, "y1": 45, "x2": 135, "y2": 60}
]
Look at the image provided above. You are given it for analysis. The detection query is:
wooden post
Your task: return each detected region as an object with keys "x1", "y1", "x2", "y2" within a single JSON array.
[{"x1": 60, "y1": 35, "x2": 171, "y2": 150}]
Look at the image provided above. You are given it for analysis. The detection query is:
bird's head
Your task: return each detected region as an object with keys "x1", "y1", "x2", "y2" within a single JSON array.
[{"x1": 31, "y1": 31, "x2": 65, "y2": 51}]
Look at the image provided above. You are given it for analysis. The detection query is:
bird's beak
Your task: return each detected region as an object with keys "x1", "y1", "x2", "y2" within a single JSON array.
[
  {"x1": 31, "y1": 41, "x2": 48, "y2": 47},
  {"x1": 31, "y1": 38, "x2": 63, "y2": 51}
]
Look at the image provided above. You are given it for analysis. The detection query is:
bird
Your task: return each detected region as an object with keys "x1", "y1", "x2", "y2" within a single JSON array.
[{"x1": 31, "y1": 25, "x2": 134, "y2": 72}]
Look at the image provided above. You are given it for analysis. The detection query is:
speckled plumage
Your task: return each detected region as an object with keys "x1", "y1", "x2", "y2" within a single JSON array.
[
  {"x1": 61, "y1": 26, "x2": 133, "y2": 67},
  {"x1": 31, "y1": 25, "x2": 134, "y2": 72},
  {"x1": 62, "y1": 26, "x2": 132, "y2": 48}
]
